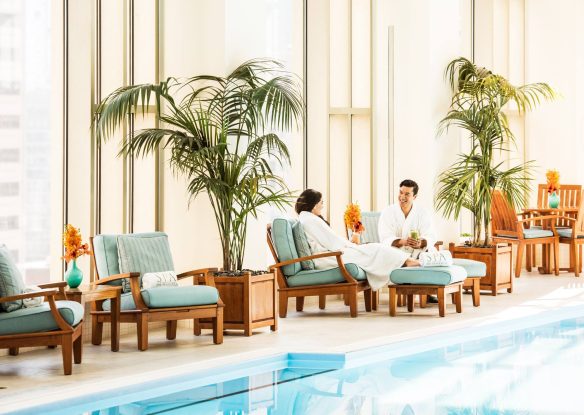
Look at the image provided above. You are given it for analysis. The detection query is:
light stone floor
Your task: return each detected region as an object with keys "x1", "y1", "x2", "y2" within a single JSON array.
[{"x1": 3, "y1": 271, "x2": 584, "y2": 413}]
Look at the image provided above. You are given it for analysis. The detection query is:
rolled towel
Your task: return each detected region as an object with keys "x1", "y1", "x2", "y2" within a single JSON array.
[
  {"x1": 23, "y1": 285, "x2": 44, "y2": 308},
  {"x1": 419, "y1": 250, "x2": 454, "y2": 267}
]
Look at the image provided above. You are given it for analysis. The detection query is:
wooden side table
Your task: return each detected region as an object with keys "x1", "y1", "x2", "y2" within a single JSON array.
[
  {"x1": 196, "y1": 272, "x2": 277, "y2": 336},
  {"x1": 64, "y1": 285, "x2": 121, "y2": 352}
]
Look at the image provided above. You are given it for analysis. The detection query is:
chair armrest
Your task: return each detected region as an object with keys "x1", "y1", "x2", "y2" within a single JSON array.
[
  {"x1": 38, "y1": 281, "x2": 68, "y2": 300},
  {"x1": 434, "y1": 241, "x2": 443, "y2": 249},
  {"x1": 518, "y1": 215, "x2": 562, "y2": 224},
  {"x1": 0, "y1": 289, "x2": 58, "y2": 304},
  {"x1": 94, "y1": 272, "x2": 140, "y2": 285},
  {"x1": 269, "y1": 251, "x2": 343, "y2": 270},
  {"x1": 177, "y1": 268, "x2": 219, "y2": 279}
]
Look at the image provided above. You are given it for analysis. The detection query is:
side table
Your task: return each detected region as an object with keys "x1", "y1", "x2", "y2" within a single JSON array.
[
  {"x1": 64, "y1": 285, "x2": 122, "y2": 352},
  {"x1": 196, "y1": 272, "x2": 277, "y2": 336}
]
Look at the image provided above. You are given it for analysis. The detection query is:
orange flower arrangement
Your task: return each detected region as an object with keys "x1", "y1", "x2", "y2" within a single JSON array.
[
  {"x1": 546, "y1": 169, "x2": 560, "y2": 194},
  {"x1": 62, "y1": 224, "x2": 91, "y2": 262},
  {"x1": 344, "y1": 203, "x2": 366, "y2": 234}
]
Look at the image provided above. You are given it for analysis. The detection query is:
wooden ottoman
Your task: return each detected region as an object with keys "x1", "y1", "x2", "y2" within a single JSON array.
[{"x1": 389, "y1": 282, "x2": 463, "y2": 317}]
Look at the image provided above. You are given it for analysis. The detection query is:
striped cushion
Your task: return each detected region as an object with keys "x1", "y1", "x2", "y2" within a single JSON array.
[
  {"x1": 291, "y1": 222, "x2": 315, "y2": 270},
  {"x1": 0, "y1": 244, "x2": 26, "y2": 312},
  {"x1": 271, "y1": 218, "x2": 301, "y2": 276},
  {"x1": 360, "y1": 212, "x2": 381, "y2": 244},
  {"x1": 117, "y1": 234, "x2": 175, "y2": 292}
]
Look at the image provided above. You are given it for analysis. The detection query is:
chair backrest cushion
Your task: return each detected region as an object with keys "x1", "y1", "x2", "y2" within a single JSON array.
[
  {"x1": 0, "y1": 244, "x2": 26, "y2": 312},
  {"x1": 271, "y1": 218, "x2": 301, "y2": 276},
  {"x1": 360, "y1": 211, "x2": 382, "y2": 243},
  {"x1": 117, "y1": 233, "x2": 175, "y2": 292},
  {"x1": 291, "y1": 222, "x2": 315, "y2": 270}
]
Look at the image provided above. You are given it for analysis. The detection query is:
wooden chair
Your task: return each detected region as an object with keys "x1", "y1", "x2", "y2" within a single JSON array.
[
  {"x1": 529, "y1": 184, "x2": 582, "y2": 272},
  {"x1": 491, "y1": 190, "x2": 559, "y2": 278},
  {"x1": 558, "y1": 190, "x2": 584, "y2": 277},
  {"x1": 90, "y1": 233, "x2": 224, "y2": 351},
  {"x1": 0, "y1": 281, "x2": 84, "y2": 375},
  {"x1": 267, "y1": 220, "x2": 375, "y2": 318}
]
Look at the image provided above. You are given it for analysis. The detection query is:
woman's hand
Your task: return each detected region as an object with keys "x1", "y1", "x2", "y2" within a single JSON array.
[{"x1": 350, "y1": 232, "x2": 361, "y2": 244}]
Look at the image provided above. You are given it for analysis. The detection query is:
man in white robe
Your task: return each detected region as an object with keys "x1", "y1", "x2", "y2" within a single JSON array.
[{"x1": 378, "y1": 179, "x2": 437, "y2": 259}]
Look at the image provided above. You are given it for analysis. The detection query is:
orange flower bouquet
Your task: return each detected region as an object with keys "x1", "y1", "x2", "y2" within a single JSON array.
[
  {"x1": 62, "y1": 224, "x2": 91, "y2": 263},
  {"x1": 344, "y1": 203, "x2": 366, "y2": 239},
  {"x1": 546, "y1": 169, "x2": 560, "y2": 194}
]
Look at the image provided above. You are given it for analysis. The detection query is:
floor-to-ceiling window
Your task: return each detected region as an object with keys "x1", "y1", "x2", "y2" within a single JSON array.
[{"x1": 0, "y1": 0, "x2": 51, "y2": 284}]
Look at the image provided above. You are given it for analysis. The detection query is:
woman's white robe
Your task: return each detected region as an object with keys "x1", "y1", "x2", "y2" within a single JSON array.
[{"x1": 298, "y1": 211, "x2": 409, "y2": 290}]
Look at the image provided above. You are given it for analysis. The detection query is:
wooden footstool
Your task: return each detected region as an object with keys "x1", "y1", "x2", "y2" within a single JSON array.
[{"x1": 388, "y1": 265, "x2": 467, "y2": 317}]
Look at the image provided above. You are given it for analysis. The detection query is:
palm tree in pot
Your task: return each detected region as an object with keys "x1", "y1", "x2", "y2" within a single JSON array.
[
  {"x1": 93, "y1": 59, "x2": 304, "y2": 271},
  {"x1": 435, "y1": 57, "x2": 556, "y2": 247}
]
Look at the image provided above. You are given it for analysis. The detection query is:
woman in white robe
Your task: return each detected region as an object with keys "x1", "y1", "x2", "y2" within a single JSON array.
[{"x1": 296, "y1": 189, "x2": 419, "y2": 291}]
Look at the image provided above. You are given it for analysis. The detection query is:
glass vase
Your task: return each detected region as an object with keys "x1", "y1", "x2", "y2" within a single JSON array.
[
  {"x1": 548, "y1": 191, "x2": 560, "y2": 209},
  {"x1": 65, "y1": 259, "x2": 83, "y2": 288}
]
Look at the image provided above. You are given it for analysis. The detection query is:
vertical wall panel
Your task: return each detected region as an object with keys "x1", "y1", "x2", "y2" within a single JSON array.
[
  {"x1": 329, "y1": 115, "x2": 351, "y2": 231},
  {"x1": 351, "y1": 0, "x2": 370, "y2": 108},
  {"x1": 351, "y1": 115, "x2": 371, "y2": 209},
  {"x1": 329, "y1": 0, "x2": 350, "y2": 108}
]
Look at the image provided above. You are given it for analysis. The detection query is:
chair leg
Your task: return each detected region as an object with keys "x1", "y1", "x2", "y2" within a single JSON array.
[
  {"x1": 73, "y1": 332, "x2": 83, "y2": 364},
  {"x1": 553, "y1": 240, "x2": 560, "y2": 276},
  {"x1": 526, "y1": 243, "x2": 532, "y2": 272},
  {"x1": 62, "y1": 334, "x2": 73, "y2": 375},
  {"x1": 348, "y1": 286, "x2": 358, "y2": 318},
  {"x1": 318, "y1": 295, "x2": 326, "y2": 310},
  {"x1": 455, "y1": 285, "x2": 462, "y2": 313},
  {"x1": 344, "y1": 294, "x2": 350, "y2": 306},
  {"x1": 296, "y1": 296, "x2": 305, "y2": 312},
  {"x1": 166, "y1": 321, "x2": 177, "y2": 340},
  {"x1": 574, "y1": 242, "x2": 581, "y2": 277},
  {"x1": 364, "y1": 289, "x2": 372, "y2": 312},
  {"x1": 279, "y1": 292, "x2": 288, "y2": 318},
  {"x1": 389, "y1": 287, "x2": 397, "y2": 316},
  {"x1": 515, "y1": 242, "x2": 525, "y2": 278},
  {"x1": 137, "y1": 315, "x2": 149, "y2": 351},
  {"x1": 472, "y1": 278, "x2": 480, "y2": 307},
  {"x1": 91, "y1": 316, "x2": 103, "y2": 346},
  {"x1": 419, "y1": 295, "x2": 427, "y2": 308},
  {"x1": 372, "y1": 291, "x2": 379, "y2": 310},
  {"x1": 437, "y1": 287, "x2": 445, "y2": 317},
  {"x1": 397, "y1": 294, "x2": 403, "y2": 307},
  {"x1": 8, "y1": 347, "x2": 18, "y2": 356},
  {"x1": 193, "y1": 319, "x2": 201, "y2": 336},
  {"x1": 213, "y1": 306, "x2": 224, "y2": 345},
  {"x1": 407, "y1": 294, "x2": 414, "y2": 312}
]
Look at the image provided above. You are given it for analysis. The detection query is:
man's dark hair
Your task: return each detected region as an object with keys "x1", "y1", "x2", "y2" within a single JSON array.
[{"x1": 400, "y1": 179, "x2": 419, "y2": 196}]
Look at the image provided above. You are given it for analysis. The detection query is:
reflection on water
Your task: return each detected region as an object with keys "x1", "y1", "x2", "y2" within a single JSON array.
[{"x1": 91, "y1": 317, "x2": 584, "y2": 415}]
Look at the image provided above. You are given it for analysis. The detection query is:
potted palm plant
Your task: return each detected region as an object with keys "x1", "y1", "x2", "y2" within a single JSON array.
[
  {"x1": 93, "y1": 59, "x2": 304, "y2": 333},
  {"x1": 436, "y1": 57, "x2": 556, "y2": 294}
]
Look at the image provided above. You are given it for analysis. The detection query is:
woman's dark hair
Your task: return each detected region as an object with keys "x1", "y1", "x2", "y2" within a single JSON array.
[{"x1": 295, "y1": 189, "x2": 329, "y2": 225}]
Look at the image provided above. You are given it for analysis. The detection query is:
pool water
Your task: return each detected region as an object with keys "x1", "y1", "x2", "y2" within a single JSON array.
[{"x1": 16, "y1": 310, "x2": 584, "y2": 415}]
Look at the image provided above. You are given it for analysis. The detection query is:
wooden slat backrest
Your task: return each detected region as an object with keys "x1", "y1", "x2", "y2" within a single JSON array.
[
  {"x1": 537, "y1": 183, "x2": 582, "y2": 227},
  {"x1": 573, "y1": 190, "x2": 584, "y2": 237},
  {"x1": 491, "y1": 190, "x2": 520, "y2": 238}
]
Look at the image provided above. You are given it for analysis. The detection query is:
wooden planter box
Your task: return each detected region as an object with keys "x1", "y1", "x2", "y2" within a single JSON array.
[
  {"x1": 449, "y1": 243, "x2": 513, "y2": 296},
  {"x1": 197, "y1": 272, "x2": 277, "y2": 336}
]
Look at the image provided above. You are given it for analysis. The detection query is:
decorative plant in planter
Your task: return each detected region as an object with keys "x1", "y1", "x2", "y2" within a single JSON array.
[
  {"x1": 435, "y1": 57, "x2": 556, "y2": 247},
  {"x1": 93, "y1": 59, "x2": 304, "y2": 272}
]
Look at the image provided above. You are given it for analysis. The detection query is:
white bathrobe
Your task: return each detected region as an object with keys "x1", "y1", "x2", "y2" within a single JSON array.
[
  {"x1": 378, "y1": 203, "x2": 437, "y2": 258},
  {"x1": 298, "y1": 211, "x2": 409, "y2": 290}
]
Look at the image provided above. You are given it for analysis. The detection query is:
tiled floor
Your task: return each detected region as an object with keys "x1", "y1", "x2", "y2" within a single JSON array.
[{"x1": 2, "y1": 271, "x2": 584, "y2": 413}]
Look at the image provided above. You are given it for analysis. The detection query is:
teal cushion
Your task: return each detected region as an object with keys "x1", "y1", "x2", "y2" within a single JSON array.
[
  {"x1": 452, "y1": 258, "x2": 487, "y2": 277},
  {"x1": 0, "y1": 244, "x2": 26, "y2": 312},
  {"x1": 101, "y1": 286, "x2": 219, "y2": 310},
  {"x1": 360, "y1": 211, "x2": 381, "y2": 244},
  {"x1": 117, "y1": 233, "x2": 175, "y2": 292},
  {"x1": 558, "y1": 229, "x2": 584, "y2": 239},
  {"x1": 291, "y1": 222, "x2": 315, "y2": 270},
  {"x1": 286, "y1": 263, "x2": 366, "y2": 287},
  {"x1": 92, "y1": 234, "x2": 122, "y2": 283},
  {"x1": 389, "y1": 265, "x2": 467, "y2": 285},
  {"x1": 0, "y1": 300, "x2": 84, "y2": 335},
  {"x1": 523, "y1": 228, "x2": 554, "y2": 239},
  {"x1": 272, "y1": 218, "x2": 301, "y2": 276}
]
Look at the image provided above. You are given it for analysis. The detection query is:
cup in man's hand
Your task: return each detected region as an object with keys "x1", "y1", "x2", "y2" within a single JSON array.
[{"x1": 409, "y1": 229, "x2": 420, "y2": 241}]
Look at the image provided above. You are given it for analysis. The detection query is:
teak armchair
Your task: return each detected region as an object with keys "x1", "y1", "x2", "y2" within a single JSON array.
[
  {"x1": 557, "y1": 189, "x2": 584, "y2": 277},
  {"x1": 267, "y1": 219, "x2": 375, "y2": 318},
  {"x1": 0, "y1": 281, "x2": 84, "y2": 375},
  {"x1": 491, "y1": 190, "x2": 560, "y2": 278},
  {"x1": 90, "y1": 233, "x2": 224, "y2": 351}
]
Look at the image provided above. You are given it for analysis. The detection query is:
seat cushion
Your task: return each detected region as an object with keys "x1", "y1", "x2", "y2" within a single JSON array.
[
  {"x1": 0, "y1": 300, "x2": 84, "y2": 335},
  {"x1": 360, "y1": 211, "x2": 381, "y2": 244},
  {"x1": 389, "y1": 265, "x2": 467, "y2": 285},
  {"x1": 523, "y1": 228, "x2": 554, "y2": 239},
  {"x1": 117, "y1": 233, "x2": 175, "y2": 292},
  {"x1": 102, "y1": 285, "x2": 219, "y2": 310},
  {"x1": 272, "y1": 218, "x2": 301, "y2": 276},
  {"x1": 452, "y1": 258, "x2": 487, "y2": 277},
  {"x1": 0, "y1": 244, "x2": 26, "y2": 312},
  {"x1": 291, "y1": 222, "x2": 315, "y2": 270},
  {"x1": 286, "y1": 263, "x2": 366, "y2": 287},
  {"x1": 558, "y1": 229, "x2": 584, "y2": 239}
]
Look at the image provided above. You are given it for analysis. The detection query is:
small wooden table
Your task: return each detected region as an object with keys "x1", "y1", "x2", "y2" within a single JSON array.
[
  {"x1": 389, "y1": 282, "x2": 463, "y2": 317},
  {"x1": 64, "y1": 285, "x2": 121, "y2": 352}
]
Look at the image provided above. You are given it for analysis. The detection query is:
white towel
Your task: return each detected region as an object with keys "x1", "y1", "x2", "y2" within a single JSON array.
[{"x1": 419, "y1": 251, "x2": 454, "y2": 267}]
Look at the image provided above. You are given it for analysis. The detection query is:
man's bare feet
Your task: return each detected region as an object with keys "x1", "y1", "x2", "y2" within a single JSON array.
[{"x1": 404, "y1": 258, "x2": 420, "y2": 267}]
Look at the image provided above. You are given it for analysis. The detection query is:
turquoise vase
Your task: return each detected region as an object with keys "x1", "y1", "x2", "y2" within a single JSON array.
[
  {"x1": 66, "y1": 259, "x2": 83, "y2": 288},
  {"x1": 548, "y1": 191, "x2": 560, "y2": 209}
]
